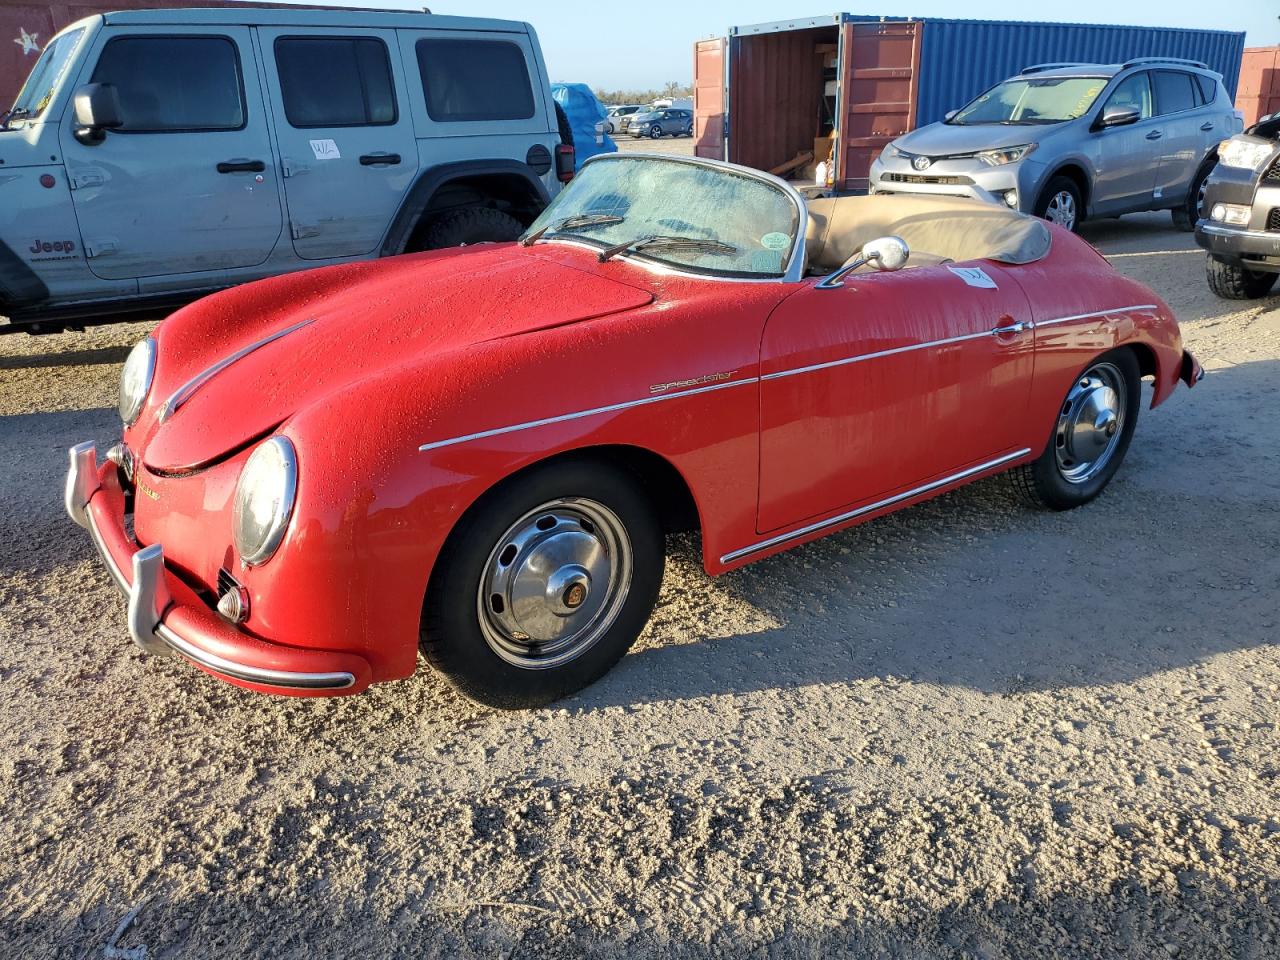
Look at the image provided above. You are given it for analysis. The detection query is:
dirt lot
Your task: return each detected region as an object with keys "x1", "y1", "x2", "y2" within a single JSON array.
[{"x1": 1, "y1": 209, "x2": 1278, "y2": 959}]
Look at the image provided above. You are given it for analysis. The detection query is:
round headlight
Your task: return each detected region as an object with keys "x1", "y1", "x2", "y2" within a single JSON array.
[
  {"x1": 232, "y1": 437, "x2": 298, "y2": 566},
  {"x1": 119, "y1": 338, "x2": 155, "y2": 426}
]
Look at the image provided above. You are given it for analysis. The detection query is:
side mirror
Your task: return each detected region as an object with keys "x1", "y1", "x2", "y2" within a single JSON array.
[
  {"x1": 944, "y1": 109, "x2": 958, "y2": 122},
  {"x1": 1099, "y1": 104, "x2": 1139, "y2": 129},
  {"x1": 817, "y1": 235, "x2": 910, "y2": 289},
  {"x1": 72, "y1": 83, "x2": 123, "y2": 144}
]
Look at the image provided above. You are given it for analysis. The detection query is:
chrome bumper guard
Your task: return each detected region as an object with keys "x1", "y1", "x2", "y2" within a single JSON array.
[{"x1": 66, "y1": 441, "x2": 355, "y2": 690}]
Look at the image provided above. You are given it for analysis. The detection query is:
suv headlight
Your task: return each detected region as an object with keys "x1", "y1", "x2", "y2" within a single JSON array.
[
  {"x1": 1218, "y1": 137, "x2": 1276, "y2": 171},
  {"x1": 118, "y1": 337, "x2": 155, "y2": 426},
  {"x1": 233, "y1": 437, "x2": 298, "y2": 566},
  {"x1": 977, "y1": 143, "x2": 1036, "y2": 166}
]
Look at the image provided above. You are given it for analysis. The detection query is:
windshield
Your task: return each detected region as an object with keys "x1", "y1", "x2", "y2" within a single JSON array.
[
  {"x1": 9, "y1": 27, "x2": 85, "y2": 121},
  {"x1": 522, "y1": 155, "x2": 799, "y2": 279},
  {"x1": 950, "y1": 76, "x2": 1108, "y2": 125}
]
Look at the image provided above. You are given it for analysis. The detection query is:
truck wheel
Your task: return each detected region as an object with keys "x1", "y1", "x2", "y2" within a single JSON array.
[
  {"x1": 1007, "y1": 349, "x2": 1140, "y2": 511},
  {"x1": 1172, "y1": 161, "x2": 1214, "y2": 232},
  {"x1": 1034, "y1": 176, "x2": 1082, "y2": 232},
  {"x1": 1206, "y1": 256, "x2": 1279, "y2": 300},
  {"x1": 421, "y1": 458, "x2": 664, "y2": 709},
  {"x1": 416, "y1": 208, "x2": 524, "y2": 250}
]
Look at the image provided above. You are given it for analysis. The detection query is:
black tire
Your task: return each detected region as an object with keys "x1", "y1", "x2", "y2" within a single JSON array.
[
  {"x1": 422, "y1": 459, "x2": 665, "y2": 709},
  {"x1": 415, "y1": 208, "x2": 524, "y2": 250},
  {"x1": 648, "y1": 124, "x2": 663, "y2": 139},
  {"x1": 1033, "y1": 175, "x2": 1083, "y2": 233},
  {"x1": 1007, "y1": 348, "x2": 1141, "y2": 511},
  {"x1": 1172, "y1": 160, "x2": 1214, "y2": 231},
  {"x1": 1206, "y1": 255, "x2": 1278, "y2": 300}
]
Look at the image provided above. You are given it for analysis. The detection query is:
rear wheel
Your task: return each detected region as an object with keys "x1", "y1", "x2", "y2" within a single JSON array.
[
  {"x1": 1206, "y1": 256, "x2": 1278, "y2": 300},
  {"x1": 1034, "y1": 176, "x2": 1083, "y2": 232},
  {"x1": 422, "y1": 459, "x2": 664, "y2": 709},
  {"x1": 1172, "y1": 160, "x2": 1214, "y2": 231},
  {"x1": 415, "y1": 208, "x2": 524, "y2": 250},
  {"x1": 1008, "y1": 349, "x2": 1140, "y2": 510}
]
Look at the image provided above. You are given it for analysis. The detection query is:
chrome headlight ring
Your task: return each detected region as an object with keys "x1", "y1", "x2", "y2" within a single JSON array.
[
  {"x1": 119, "y1": 337, "x2": 156, "y2": 426},
  {"x1": 232, "y1": 436, "x2": 298, "y2": 567}
]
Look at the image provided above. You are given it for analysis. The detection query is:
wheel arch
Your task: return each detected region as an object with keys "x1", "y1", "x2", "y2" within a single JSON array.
[
  {"x1": 1045, "y1": 161, "x2": 1092, "y2": 214},
  {"x1": 381, "y1": 159, "x2": 551, "y2": 256}
]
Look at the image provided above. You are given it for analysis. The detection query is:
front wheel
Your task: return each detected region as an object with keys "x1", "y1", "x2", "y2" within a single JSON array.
[
  {"x1": 648, "y1": 124, "x2": 664, "y2": 139},
  {"x1": 1206, "y1": 256, "x2": 1278, "y2": 300},
  {"x1": 1034, "y1": 176, "x2": 1083, "y2": 233},
  {"x1": 1007, "y1": 349, "x2": 1141, "y2": 510},
  {"x1": 415, "y1": 207, "x2": 524, "y2": 250},
  {"x1": 422, "y1": 459, "x2": 664, "y2": 709}
]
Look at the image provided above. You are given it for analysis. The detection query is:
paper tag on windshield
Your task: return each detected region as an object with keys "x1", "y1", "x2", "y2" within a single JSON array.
[
  {"x1": 947, "y1": 266, "x2": 997, "y2": 289},
  {"x1": 310, "y1": 138, "x2": 341, "y2": 160}
]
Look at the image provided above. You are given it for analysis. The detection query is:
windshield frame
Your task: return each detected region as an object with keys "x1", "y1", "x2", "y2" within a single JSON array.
[
  {"x1": 524, "y1": 153, "x2": 809, "y2": 284},
  {"x1": 9, "y1": 25, "x2": 87, "y2": 122},
  {"x1": 947, "y1": 74, "x2": 1112, "y2": 126}
]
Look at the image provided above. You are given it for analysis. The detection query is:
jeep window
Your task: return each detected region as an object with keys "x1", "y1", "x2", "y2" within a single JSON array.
[
  {"x1": 91, "y1": 36, "x2": 244, "y2": 132},
  {"x1": 1102, "y1": 72, "x2": 1153, "y2": 121},
  {"x1": 275, "y1": 37, "x2": 396, "y2": 127},
  {"x1": 950, "y1": 76, "x2": 1109, "y2": 125},
  {"x1": 1153, "y1": 71, "x2": 1197, "y2": 116},
  {"x1": 415, "y1": 39, "x2": 534, "y2": 122},
  {"x1": 10, "y1": 27, "x2": 85, "y2": 121}
]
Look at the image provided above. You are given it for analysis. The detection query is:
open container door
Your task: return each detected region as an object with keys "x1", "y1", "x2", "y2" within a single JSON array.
[
  {"x1": 838, "y1": 20, "x2": 921, "y2": 192},
  {"x1": 694, "y1": 37, "x2": 726, "y2": 160}
]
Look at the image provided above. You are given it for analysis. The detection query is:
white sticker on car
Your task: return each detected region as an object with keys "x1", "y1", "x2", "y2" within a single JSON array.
[
  {"x1": 760, "y1": 232, "x2": 790, "y2": 250},
  {"x1": 947, "y1": 266, "x2": 998, "y2": 289},
  {"x1": 310, "y1": 139, "x2": 341, "y2": 160}
]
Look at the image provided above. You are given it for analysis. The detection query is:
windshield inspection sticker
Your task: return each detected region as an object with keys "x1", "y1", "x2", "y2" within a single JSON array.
[
  {"x1": 310, "y1": 138, "x2": 341, "y2": 160},
  {"x1": 947, "y1": 265, "x2": 998, "y2": 289},
  {"x1": 760, "y1": 232, "x2": 790, "y2": 250}
]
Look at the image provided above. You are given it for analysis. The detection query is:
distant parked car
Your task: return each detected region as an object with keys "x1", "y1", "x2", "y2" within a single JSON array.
[
  {"x1": 0, "y1": 7, "x2": 571, "y2": 334},
  {"x1": 628, "y1": 107, "x2": 693, "y2": 139},
  {"x1": 869, "y1": 58, "x2": 1241, "y2": 233},
  {"x1": 603, "y1": 104, "x2": 642, "y2": 134},
  {"x1": 1195, "y1": 112, "x2": 1280, "y2": 299}
]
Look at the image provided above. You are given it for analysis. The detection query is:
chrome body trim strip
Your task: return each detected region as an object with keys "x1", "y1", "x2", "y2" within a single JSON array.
[
  {"x1": 157, "y1": 317, "x2": 315, "y2": 423},
  {"x1": 1032, "y1": 304, "x2": 1158, "y2": 328},
  {"x1": 719, "y1": 448, "x2": 1032, "y2": 564},
  {"x1": 66, "y1": 442, "x2": 356, "y2": 690},
  {"x1": 418, "y1": 377, "x2": 759, "y2": 452},
  {"x1": 760, "y1": 329, "x2": 993, "y2": 382}
]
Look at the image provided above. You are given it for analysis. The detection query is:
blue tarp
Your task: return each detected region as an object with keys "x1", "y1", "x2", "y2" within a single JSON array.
[{"x1": 552, "y1": 82, "x2": 616, "y2": 169}]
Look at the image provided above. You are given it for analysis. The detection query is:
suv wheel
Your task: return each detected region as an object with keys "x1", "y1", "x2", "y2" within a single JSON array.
[
  {"x1": 1035, "y1": 176, "x2": 1082, "y2": 232},
  {"x1": 648, "y1": 123, "x2": 664, "y2": 139},
  {"x1": 1172, "y1": 160, "x2": 1214, "y2": 232},
  {"x1": 1206, "y1": 256, "x2": 1279, "y2": 300},
  {"x1": 416, "y1": 208, "x2": 524, "y2": 250}
]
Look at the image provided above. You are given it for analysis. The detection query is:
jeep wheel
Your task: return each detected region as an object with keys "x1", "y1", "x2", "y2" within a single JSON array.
[
  {"x1": 1172, "y1": 160, "x2": 1214, "y2": 232},
  {"x1": 416, "y1": 208, "x2": 524, "y2": 250},
  {"x1": 1206, "y1": 256, "x2": 1279, "y2": 300}
]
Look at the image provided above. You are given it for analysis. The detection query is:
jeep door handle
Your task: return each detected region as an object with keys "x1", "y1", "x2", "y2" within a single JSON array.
[
  {"x1": 1200, "y1": 122, "x2": 1215, "y2": 132},
  {"x1": 359, "y1": 153, "x2": 401, "y2": 166},
  {"x1": 1145, "y1": 130, "x2": 1163, "y2": 140},
  {"x1": 217, "y1": 159, "x2": 266, "y2": 174}
]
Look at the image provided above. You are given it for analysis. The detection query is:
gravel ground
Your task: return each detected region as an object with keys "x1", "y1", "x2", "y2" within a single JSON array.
[{"x1": 1, "y1": 213, "x2": 1278, "y2": 959}]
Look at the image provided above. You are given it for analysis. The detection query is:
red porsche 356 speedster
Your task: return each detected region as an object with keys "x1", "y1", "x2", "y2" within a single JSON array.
[{"x1": 66, "y1": 154, "x2": 1201, "y2": 707}]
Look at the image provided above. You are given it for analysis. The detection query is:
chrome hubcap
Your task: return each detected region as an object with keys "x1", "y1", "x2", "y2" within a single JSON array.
[
  {"x1": 1055, "y1": 362, "x2": 1126, "y2": 484},
  {"x1": 478, "y1": 498, "x2": 632, "y2": 669},
  {"x1": 1045, "y1": 191, "x2": 1077, "y2": 230}
]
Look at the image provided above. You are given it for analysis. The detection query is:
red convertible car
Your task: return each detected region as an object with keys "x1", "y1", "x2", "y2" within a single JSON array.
[{"x1": 66, "y1": 154, "x2": 1202, "y2": 708}]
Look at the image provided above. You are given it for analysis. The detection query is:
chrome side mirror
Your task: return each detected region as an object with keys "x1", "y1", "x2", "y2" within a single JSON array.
[
  {"x1": 817, "y1": 235, "x2": 910, "y2": 289},
  {"x1": 1099, "y1": 104, "x2": 1140, "y2": 129}
]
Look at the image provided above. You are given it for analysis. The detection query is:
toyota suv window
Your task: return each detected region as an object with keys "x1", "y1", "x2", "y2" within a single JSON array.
[
  {"x1": 416, "y1": 39, "x2": 534, "y2": 122},
  {"x1": 1153, "y1": 71, "x2": 1197, "y2": 116},
  {"x1": 950, "y1": 76, "x2": 1109, "y2": 125},
  {"x1": 91, "y1": 36, "x2": 245, "y2": 131},
  {"x1": 8, "y1": 27, "x2": 85, "y2": 122},
  {"x1": 276, "y1": 37, "x2": 397, "y2": 127}
]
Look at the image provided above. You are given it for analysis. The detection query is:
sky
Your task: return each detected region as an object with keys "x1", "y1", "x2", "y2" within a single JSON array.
[{"x1": 265, "y1": 0, "x2": 1280, "y2": 89}]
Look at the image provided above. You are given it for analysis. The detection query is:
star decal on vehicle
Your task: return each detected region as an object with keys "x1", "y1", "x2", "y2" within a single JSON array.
[{"x1": 14, "y1": 28, "x2": 40, "y2": 56}]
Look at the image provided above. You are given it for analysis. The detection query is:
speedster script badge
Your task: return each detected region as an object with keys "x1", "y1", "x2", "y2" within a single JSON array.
[{"x1": 650, "y1": 371, "x2": 736, "y2": 394}]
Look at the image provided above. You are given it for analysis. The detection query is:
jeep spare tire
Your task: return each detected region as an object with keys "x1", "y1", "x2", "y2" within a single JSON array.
[{"x1": 419, "y1": 208, "x2": 525, "y2": 249}]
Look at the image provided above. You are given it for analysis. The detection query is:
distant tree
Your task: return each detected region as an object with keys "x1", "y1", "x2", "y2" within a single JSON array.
[{"x1": 593, "y1": 83, "x2": 693, "y2": 106}]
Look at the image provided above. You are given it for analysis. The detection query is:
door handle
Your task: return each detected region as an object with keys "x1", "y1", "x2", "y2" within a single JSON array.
[
  {"x1": 359, "y1": 153, "x2": 401, "y2": 166},
  {"x1": 1145, "y1": 130, "x2": 1163, "y2": 140},
  {"x1": 217, "y1": 159, "x2": 266, "y2": 174},
  {"x1": 1200, "y1": 122, "x2": 1215, "y2": 132},
  {"x1": 992, "y1": 318, "x2": 1031, "y2": 337}
]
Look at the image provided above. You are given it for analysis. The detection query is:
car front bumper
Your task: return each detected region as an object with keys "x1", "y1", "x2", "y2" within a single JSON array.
[
  {"x1": 1195, "y1": 221, "x2": 1280, "y2": 270},
  {"x1": 869, "y1": 155, "x2": 1048, "y2": 213},
  {"x1": 65, "y1": 441, "x2": 372, "y2": 696}
]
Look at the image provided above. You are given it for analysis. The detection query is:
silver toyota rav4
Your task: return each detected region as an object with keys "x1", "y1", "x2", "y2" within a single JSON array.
[{"x1": 869, "y1": 58, "x2": 1241, "y2": 233}]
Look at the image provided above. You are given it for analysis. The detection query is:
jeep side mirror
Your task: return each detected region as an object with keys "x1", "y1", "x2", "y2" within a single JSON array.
[
  {"x1": 944, "y1": 109, "x2": 958, "y2": 122},
  {"x1": 1099, "y1": 104, "x2": 1140, "y2": 129},
  {"x1": 817, "y1": 235, "x2": 910, "y2": 289},
  {"x1": 72, "y1": 83, "x2": 123, "y2": 144}
]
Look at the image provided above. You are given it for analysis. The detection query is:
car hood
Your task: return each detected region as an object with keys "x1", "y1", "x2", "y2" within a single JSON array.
[
  {"x1": 135, "y1": 245, "x2": 654, "y2": 472},
  {"x1": 894, "y1": 121, "x2": 1062, "y2": 156}
]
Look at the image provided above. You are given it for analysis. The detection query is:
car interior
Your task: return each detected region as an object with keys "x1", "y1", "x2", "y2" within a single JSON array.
[{"x1": 803, "y1": 194, "x2": 1053, "y2": 276}]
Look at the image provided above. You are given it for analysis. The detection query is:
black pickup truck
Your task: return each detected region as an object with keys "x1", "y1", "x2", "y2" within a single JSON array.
[{"x1": 1195, "y1": 113, "x2": 1280, "y2": 299}]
